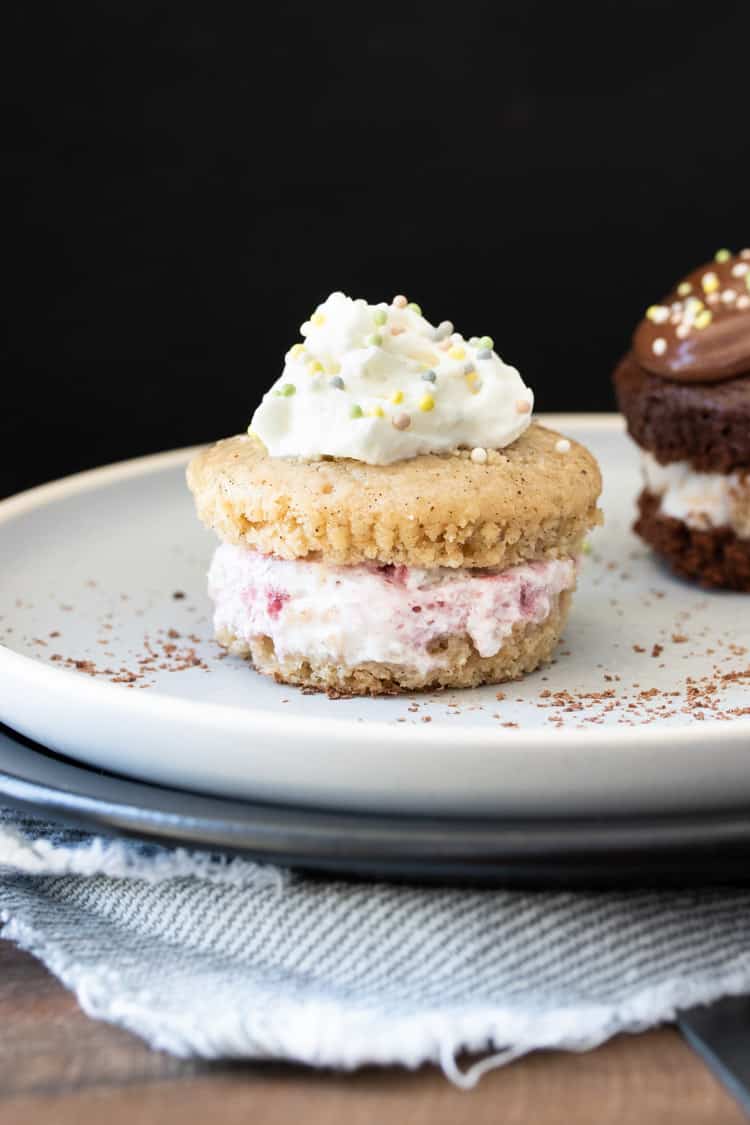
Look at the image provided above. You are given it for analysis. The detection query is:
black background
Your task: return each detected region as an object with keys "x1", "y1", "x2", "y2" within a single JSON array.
[{"x1": 4, "y1": 1, "x2": 749, "y2": 497}]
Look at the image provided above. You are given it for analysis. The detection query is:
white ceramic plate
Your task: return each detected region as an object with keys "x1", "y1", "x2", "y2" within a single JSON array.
[{"x1": 2, "y1": 414, "x2": 749, "y2": 816}]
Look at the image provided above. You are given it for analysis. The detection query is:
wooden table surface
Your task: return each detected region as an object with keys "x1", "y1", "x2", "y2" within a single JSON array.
[{"x1": 0, "y1": 942, "x2": 744, "y2": 1124}]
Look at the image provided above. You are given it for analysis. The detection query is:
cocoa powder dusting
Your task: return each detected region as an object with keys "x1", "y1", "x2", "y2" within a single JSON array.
[{"x1": 48, "y1": 626, "x2": 209, "y2": 688}]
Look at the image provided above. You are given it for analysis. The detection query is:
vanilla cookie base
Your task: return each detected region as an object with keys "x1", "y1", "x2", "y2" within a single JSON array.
[
  {"x1": 187, "y1": 424, "x2": 602, "y2": 569},
  {"x1": 216, "y1": 592, "x2": 571, "y2": 696}
]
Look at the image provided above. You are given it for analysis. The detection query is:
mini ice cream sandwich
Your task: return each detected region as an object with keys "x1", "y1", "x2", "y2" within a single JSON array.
[
  {"x1": 615, "y1": 250, "x2": 750, "y2": 590},
  {"x1": 188, "y1": 292, "x2": 602, "y2": 694}
]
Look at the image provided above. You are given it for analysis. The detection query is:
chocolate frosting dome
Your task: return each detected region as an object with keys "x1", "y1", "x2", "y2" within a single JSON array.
[{"x1": 633, "y1": 249, "x2": 750, "y2": 383}]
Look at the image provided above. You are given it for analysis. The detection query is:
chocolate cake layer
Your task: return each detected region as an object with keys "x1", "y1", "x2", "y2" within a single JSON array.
[
  {"x1": 615, "y1": 353, "x2": 750, "y2": 473},
  {"x1": 636, "y1": 489, "x2": 750, "y2": 591}
]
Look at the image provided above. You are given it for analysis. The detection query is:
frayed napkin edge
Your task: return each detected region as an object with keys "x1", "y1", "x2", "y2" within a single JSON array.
[{"x1": 3, "y1": 907, "x2": 750, "y2": 1088}]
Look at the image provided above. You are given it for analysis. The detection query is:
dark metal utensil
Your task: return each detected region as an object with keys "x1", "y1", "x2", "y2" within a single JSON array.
[{"x1": 679, "y1": 997, "x2": 750, "y2": 1118}]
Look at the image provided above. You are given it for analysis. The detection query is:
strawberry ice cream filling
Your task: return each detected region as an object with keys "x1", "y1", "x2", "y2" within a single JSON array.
[{"x1": 208, "y1": 544, "x2": 576, "y2": 674}]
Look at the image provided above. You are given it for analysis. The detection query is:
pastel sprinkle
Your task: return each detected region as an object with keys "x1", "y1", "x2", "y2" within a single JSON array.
[
  {"x1": 392, "y1": 413, "x2": 411, "y2": 430},
  {"x1": 373, "y1": 309, "x2": 388, "y2": 326},
  {"x1": 350, "y1": 404, "x2": 363, "y2": 419},
  {"x1": 742, "y1": 250, "x2": 750, "y2": 259},
  {"x1": 555, "y1": 438, "x2": 571, "y2": 453},
  {"x1": 731, "y1": 262, "x2": 748, "y2": 277},
  {"x1": 715, "y1": 248, "x2": 731, "y2": 262},
  {"x1": 371, "y1": 405, "x2": 385, "y2": 418},
  {"x1": 365, "y1": 333, "x2": 383, "y2": 347},
  {"x1": 470, "y1": 447, "x2": 487, "y2": 464},
  {"x1": 701, "y1": 271, "x2": 719, "y2": 294},
  {"x1": 652, "y1": 338, "x2": 667, "y2": 356},
  {"x1": 677, "y1": 282, "x2": 692, "y2": 297},
  {"x1": 478, "y1": 336, "x2": 494, "y2": 350},
  {"x1": 276, "y1": 383, "x2": 296, "y2": 396},
  {"x1": 469, "y1": 336, "x2": 480, "y2": 347},
  {"x1": 289, "y1": 343, "x2": 305, "y2": 358},
  {"x1": 392, "y1": 295, "x2": 408, "y2": 308},
  {"x1": 421, "y1": 370, "x2": 437, "y2": 383},
  {"x1": 419, "y1": 394, "x2": 435, "y2": 412},
  {"x1": 465, "y1": 370, "x2": 479, "y2": 386},
  {"x1": 468, "y1": 378, "x2": 482, "y2": 394},
  {"x1": 676, "y1": 324, "x2": 690, "y2": 339},
  {"x1": 329, "y1": 376, "x2": 345, "y2": 389},
  {"x1": 581, "y1": 540, "x2": 592, "y2": 555},
  {"x1": 407, "y1": 302, "x2": 422, "y2": 316},
  {"x1": 646, "y1": 305, "x2": 669, "y2": 324},
  {"x1": 434, "y1": 320, "x2": 453, "y2": 340},
  {"x1": 306, "y1": 360, "x2": 323, "y2": 375},
  {"x1": 437, "y1": 339, "x2": 452, "y2": 351},
  {"x1": 722, "y1": 289, "x2": 737, "y2": 304},
  {"x1": 477, "y1": 349, "x2": 492, "y2": 360},
  {"x1": 516, "y1": 399, "x2": 531, "y2": 414},
  {"x1": 391, "y1": 326, "x2": 405, "y2": 336},
  {"x1": 448, "y1": 346, "x2": 466, "y2": 361},
  {"x1": 311, "y1": 312, "x2": 326, "y2": 327},
  {"x1": 694, "y1": 309, "x2": 713, "y2": 329},
  {"x1": 391, "y1": 390, "x2": 404, "y2": 404},
  {"x1": 739, "y1": 295, "x2": 750, "y2": 309}
]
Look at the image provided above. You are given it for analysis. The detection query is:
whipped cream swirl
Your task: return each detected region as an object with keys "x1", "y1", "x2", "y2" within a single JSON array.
[{"x1": 250, "y1": 292, "x2": 534, "y2": 464}]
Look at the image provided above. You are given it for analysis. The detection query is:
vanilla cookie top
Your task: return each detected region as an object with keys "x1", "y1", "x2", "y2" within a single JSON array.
[
  {"x1": 250, "y1": 291, "x2": 534, "y2": 464},
  {"x1": 187, "y1": 423, "x2": 601, "y2": 569}
]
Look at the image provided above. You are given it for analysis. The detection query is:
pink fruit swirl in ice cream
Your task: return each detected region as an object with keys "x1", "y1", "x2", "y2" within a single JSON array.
[{"x1": 209, "y1": 544, "x2": 576, "y2": 676}]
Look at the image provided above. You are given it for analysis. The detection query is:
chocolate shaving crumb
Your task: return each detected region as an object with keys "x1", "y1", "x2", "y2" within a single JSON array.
[{"x1": 43, "y1": 628, "x2": 210, "y2": 686}]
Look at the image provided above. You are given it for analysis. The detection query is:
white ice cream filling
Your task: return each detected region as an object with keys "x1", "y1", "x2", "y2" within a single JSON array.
[
  {"x1": 640, "y1": 451, "x2": 750, "y2": 537},
  {"x1": 208, "y1": 544, "x2": 576, "y2": 674}
]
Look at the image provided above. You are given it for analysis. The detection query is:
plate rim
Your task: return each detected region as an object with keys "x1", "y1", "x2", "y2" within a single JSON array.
[{"x1": 2, "y1": 411, "x2": 750, "y2": 756}]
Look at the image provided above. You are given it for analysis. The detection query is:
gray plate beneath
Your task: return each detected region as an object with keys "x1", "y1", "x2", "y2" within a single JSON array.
[{"x1": 3, "y1": 723, "x2": 750, "y2": 887}]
